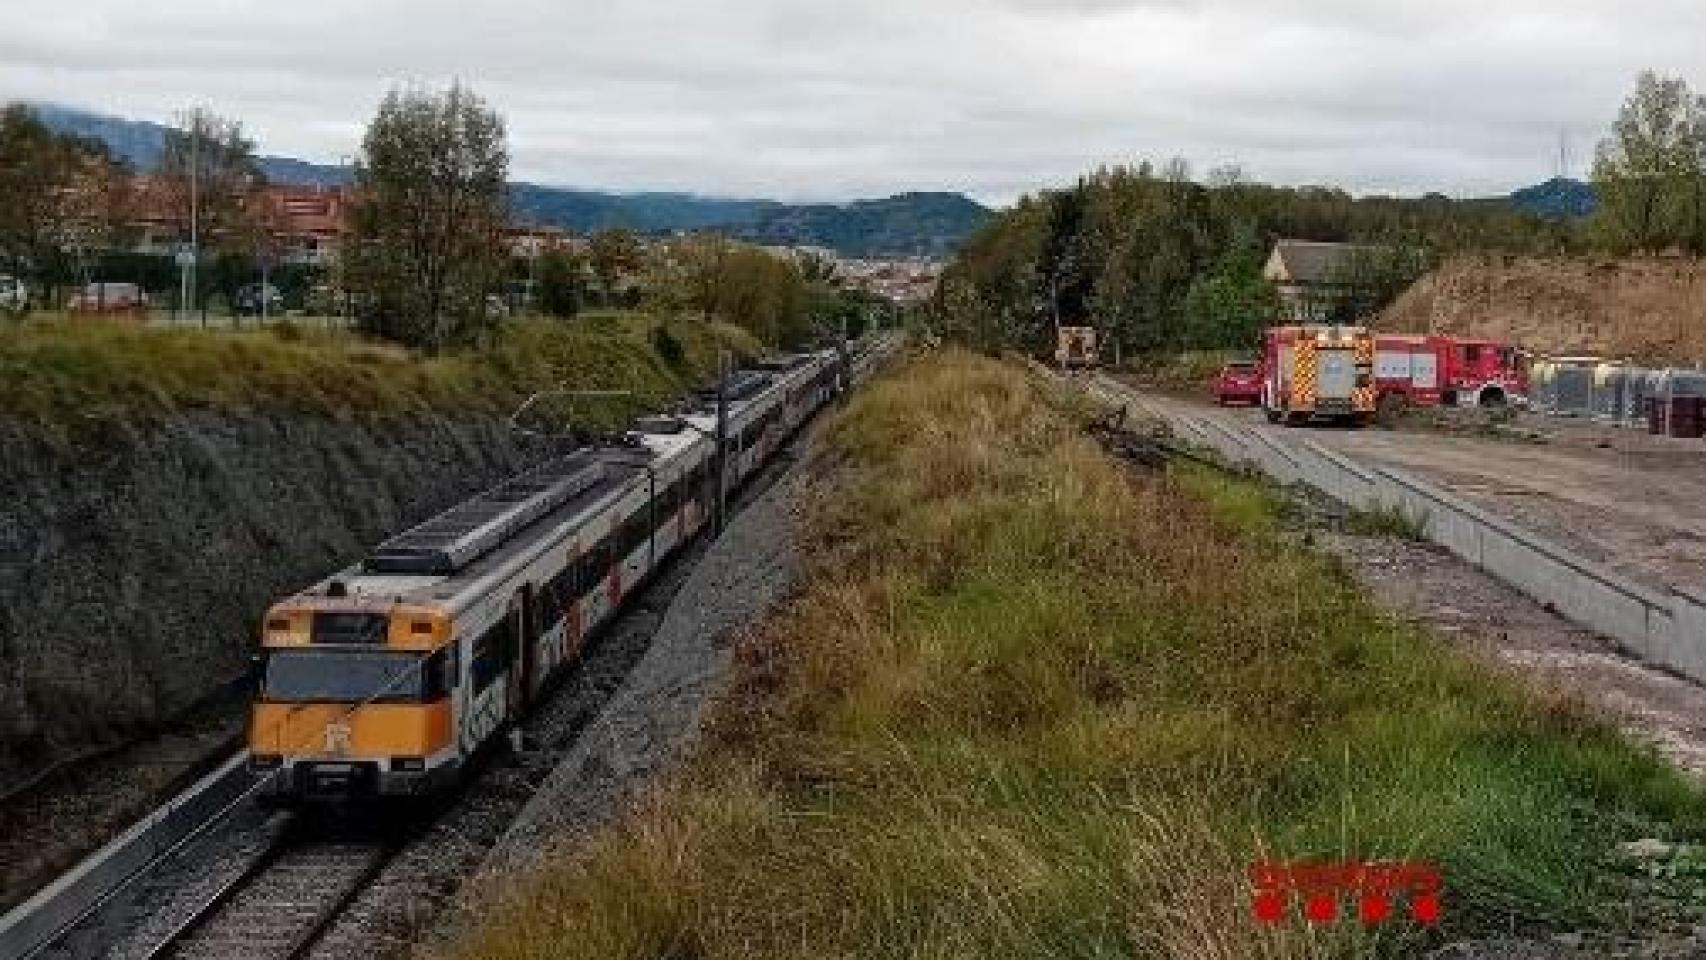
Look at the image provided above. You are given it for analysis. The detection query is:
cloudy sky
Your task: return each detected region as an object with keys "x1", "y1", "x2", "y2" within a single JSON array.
[{"x1": 1, "y1": 0, "x2": 1702, "y2": 204}]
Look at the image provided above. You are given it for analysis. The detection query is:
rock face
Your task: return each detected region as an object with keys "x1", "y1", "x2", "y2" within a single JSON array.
[
  {"x1": 1381, "y1": 255, "x2": 1706, "y2": 363},
  {"x1": 0, "y1": 412, "x2": 543, "y2": 794}
]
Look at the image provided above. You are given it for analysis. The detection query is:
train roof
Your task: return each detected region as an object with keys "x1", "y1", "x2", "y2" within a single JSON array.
[{"x1": 272, "y1": 352, "x2": 833, "y2": 618}]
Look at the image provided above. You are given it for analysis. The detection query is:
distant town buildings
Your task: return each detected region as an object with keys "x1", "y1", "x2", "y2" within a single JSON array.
[
  {"x1": 836, "y1": 256, "x2": 942, "y2": 304},
  {"x1": 121, "y1": 175, "x2": 937, "y2": 304},
  {"x1": 763, "y1": 245, "x2": 943, "y2": 303},
  {"x1": 131, "y1": 179, "x2": 354, "y2": 267}
]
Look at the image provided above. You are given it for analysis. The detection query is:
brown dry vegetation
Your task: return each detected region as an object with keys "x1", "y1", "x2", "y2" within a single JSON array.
[
  {"x1": 443, "y1": 350, "x2": 1706, "y2": 960},
  {"x1": 1381, "y1": 255, "x2": 1706, "y2": 363}
]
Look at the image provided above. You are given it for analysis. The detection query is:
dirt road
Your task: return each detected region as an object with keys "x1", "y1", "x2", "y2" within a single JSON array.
[{"x1": 1154, "y1": 394, "x2": 1706, "y2": 597}]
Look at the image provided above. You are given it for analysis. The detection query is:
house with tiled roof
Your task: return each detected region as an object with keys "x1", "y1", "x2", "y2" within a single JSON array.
[
  {"x1": 1263, "y1": 239, "x2": 1383, "y2": 323},
  {"x1": 128, "y1": 178, "x2": 353, "y2": 267}
]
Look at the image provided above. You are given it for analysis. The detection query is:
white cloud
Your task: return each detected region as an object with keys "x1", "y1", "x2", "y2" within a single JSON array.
[{"x1": 0, "y1": 0, "x2": 1702, "y2": 203}]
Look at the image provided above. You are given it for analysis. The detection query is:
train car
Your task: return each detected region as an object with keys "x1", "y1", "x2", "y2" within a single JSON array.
[{"x1": 247, "y1": 344, "x2": 865, "y2": 801}]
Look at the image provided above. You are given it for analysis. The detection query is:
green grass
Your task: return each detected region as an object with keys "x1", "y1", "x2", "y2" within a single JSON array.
[
  {"x1": 444, "y1": 350, "x2": 1706, "y2": 960},
  {"x1": 1343, "y1": 504, "x2": 1430, "y2": 541},
  {"x1": 0, "y1": 312, "x2": 761, "y2": 441}
]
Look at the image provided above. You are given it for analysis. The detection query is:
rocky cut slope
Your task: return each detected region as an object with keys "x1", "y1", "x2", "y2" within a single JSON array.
[
  {"x1": 1380, "y1": 255, "x2": 1706, "y2": 362},
  {"x1": 0, "y1": 413, "x2": 542, "y2": 795}
]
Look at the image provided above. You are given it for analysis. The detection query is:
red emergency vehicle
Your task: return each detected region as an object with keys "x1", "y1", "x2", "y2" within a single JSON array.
[
  {"x1": 1211, "y1": 360, "x2": 1262, "y2": 405},
  {"x1": 1374, "y1": 335, "x2": 1528, "y2": 410},
  {"x1": 1259, "y1": 325, "x2": 1378, "y2": 426}
]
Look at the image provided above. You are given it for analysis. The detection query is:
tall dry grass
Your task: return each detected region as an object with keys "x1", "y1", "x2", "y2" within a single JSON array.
[{"x1": 444, "y1": 349, "x2": 1706, "y2": 960}]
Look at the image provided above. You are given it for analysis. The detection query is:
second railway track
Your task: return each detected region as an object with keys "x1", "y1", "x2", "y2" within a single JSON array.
[{"x1": 134, "y1": 815, "x2": 406, "y2": 960}]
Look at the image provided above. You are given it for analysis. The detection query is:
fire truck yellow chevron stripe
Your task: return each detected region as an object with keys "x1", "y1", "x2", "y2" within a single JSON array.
[
  {"x1": 1292, "y1": 338, "x2": 1317, "y2": 409},
  {"x1": 1354, "y1": 329, "x2": 1376, "y2": 412}
]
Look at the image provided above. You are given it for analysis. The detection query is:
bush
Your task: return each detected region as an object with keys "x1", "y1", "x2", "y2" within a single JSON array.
[{"x1": 650, "y1": 323, "x2": 686, "y2": 369}]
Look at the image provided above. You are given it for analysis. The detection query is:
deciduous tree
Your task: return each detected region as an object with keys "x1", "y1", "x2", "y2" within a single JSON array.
[
  {"x1": 1593, "y1": 71, "x2": 1706, "y2": 254},
  {"x1": 537, "y1": 244, "x2": 585, "y2": 319},
  {"x1": 346, "y1": 82, "x2": 510, "y2": 350},
  {"x1": 588, "y1": 228, "x2": 642, "y2": 306}
]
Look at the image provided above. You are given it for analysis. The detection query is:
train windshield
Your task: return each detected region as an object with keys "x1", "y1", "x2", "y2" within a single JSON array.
[{"x1": 263, "y1": 649, "x2": 426, "y2": 703}]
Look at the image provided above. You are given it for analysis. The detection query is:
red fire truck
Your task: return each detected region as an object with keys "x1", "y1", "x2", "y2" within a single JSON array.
[
  {"x1": 1260, "y1": 325, "x2": 1378, "y2": 426},
  {"x1": 1373, "y1": 335, "x2": 1528, "y2": 410}
]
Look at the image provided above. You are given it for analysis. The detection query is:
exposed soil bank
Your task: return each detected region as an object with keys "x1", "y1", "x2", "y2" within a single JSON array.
[
  {"x1": 1383, "y1": 255, "x2": 1706, "y2": 362},
  {"x1": 0, "y1": 411, "x2": 542, "y2": 795}
]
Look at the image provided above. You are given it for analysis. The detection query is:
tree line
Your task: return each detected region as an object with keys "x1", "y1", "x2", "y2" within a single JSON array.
[
  {"x1": 933, "y1": 162, "x2": 1561, "y2": 360},
  {"x1": 935, "y1": 70, "x2": 1706, "y2": 360}
]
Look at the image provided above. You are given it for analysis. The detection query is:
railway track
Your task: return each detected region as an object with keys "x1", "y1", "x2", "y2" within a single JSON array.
[{"x1": 136, "y1": 816, "x2": 404, "y2": 960}]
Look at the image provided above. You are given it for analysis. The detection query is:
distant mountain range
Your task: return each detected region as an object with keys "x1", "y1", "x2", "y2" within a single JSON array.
[
  {"x1": 32, "y1": 104, "x2": 988, "y2": 257},
  {"x1": 1508, "y1": 177, "x2": 1598, "y2": 220}
]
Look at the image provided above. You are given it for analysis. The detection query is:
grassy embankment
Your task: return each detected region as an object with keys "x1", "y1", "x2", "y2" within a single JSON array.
[
  {"x1": 0, "y1": 311, "x2": 761, "y2": 439},
  {"x1": 448, "y1": 349, "x2": 1705, "y2": 959},
  {"x1": 1123, "y1": 349, "x2": 1244, "y2": 395}
]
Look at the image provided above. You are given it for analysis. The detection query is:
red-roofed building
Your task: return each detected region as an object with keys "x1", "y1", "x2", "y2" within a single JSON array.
[{"x1": 128, "y1": 177, "x2": 354, "y2": 267}]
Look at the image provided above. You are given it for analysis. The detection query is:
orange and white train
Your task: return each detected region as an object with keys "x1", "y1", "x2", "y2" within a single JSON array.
[{"x1": 248, "y1": 337, "x2": 895, "y2": 800}]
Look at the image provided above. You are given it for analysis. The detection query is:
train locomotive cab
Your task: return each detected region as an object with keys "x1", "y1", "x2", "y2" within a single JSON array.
[{"x1": 250, "y1": 603, "x2": 461, "y2": 800}]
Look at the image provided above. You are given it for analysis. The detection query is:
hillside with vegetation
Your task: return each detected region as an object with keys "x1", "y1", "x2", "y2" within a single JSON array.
[
  {"x1": 934, "y1": 163, "x2": 1567, "y2": 360},
  {"x1": 729, "y1": 191, "x2": 991, "y2": 257},
  {"x1": 444, "y1": 349, "x2": 1706, "y2": 959}
]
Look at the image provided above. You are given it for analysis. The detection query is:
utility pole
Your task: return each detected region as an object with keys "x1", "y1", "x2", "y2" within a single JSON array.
[{"x1": 190, "y1": 113, "x2": 201, "y2": 329}]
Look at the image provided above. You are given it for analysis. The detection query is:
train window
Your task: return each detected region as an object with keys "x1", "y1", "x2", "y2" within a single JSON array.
[
  {"x1": 422, "y1": 648, "x2": 453, "y2": 700},
  {"x1": 619, "y1": 511, "x2": 651, "y2": 558},
  {"x1": 532, "y1": 584, "x2": 557, "y2": 635},
  {"x1": 263, "y1": 649, "x2": 426, "y2": 703},
  {"x1": 310, "y1": 611, "x2": 388, "y2": 646},
  {"x1": 471, "y1": 619, "x2": 513, "y2": 694},
  {"x1": 568, "y1": 554, "x2": 590, "y2": 598},
  {"x1": 582, "y1": 536, "x2": 614, "y2": 592}
]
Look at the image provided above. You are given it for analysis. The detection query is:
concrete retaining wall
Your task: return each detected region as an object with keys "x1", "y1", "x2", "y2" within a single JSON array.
[
  {"x1": 1102, "y1": 381, "x2": 1706, "y2": 686},
  {"x1": 0, "y1": 754, "x2": 258, "y2": 960}
]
